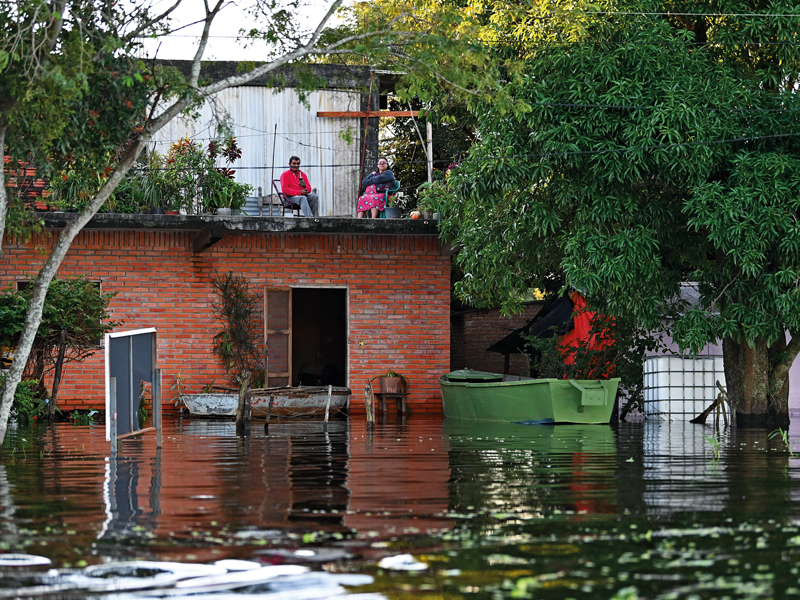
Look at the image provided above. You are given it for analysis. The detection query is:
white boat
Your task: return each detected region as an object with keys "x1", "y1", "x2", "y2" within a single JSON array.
[{"x1": 181, "y1": 386, "x2": 350, "y2": 418}]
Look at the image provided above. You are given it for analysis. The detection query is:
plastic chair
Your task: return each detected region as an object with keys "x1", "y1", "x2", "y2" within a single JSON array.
[
  {"x1": 271, "y1": 179, "x2": 301, "y2": 217},
  {"x1": 377, "y1": 180, "x2": 402, "y2": 218}
]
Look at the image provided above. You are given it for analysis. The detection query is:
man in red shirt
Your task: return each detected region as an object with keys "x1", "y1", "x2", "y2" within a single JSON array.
[{"x1": 279, "y1": 156, "x2": 319, "y2": 217}]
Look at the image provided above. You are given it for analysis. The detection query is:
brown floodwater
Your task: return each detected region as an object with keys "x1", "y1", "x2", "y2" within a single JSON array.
[{"x1": 1, "y1": 414, "x2": 800, "y2": 598}]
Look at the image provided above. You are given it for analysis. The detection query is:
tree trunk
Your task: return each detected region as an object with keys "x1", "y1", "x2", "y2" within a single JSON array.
[
  {"x1": 723, "y1": 336, "x2": 790, "y2": 428},
  {"x1": 49, "y1": 330, "x2": 67, "y2": 422}
]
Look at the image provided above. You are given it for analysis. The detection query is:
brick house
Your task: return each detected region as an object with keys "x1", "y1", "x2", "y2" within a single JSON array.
[{"x1": 0, "y1": 214, "x2": 449, "y2": 414}]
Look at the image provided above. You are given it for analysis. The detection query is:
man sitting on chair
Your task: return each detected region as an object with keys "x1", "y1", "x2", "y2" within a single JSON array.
[{"x1": 280, "y1": 156, "x2": 319, "y2": 217}]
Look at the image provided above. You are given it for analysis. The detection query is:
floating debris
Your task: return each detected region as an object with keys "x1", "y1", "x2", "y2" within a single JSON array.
[
  {"x1": 0, "y1": 554, "x2": 51, "y2": 567},
  {"x1": 377, "y1": 554, "x2": 427, "y2": 571}
]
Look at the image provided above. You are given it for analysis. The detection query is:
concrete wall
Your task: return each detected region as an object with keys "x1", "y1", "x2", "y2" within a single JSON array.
[{"x1": 1, "y1": 228, "x2": 450, "y2": 414}]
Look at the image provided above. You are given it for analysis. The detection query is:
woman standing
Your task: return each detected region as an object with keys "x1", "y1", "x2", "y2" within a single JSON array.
[{"x1": 357, "y1": 157, "x2": 396, "y2": 218}]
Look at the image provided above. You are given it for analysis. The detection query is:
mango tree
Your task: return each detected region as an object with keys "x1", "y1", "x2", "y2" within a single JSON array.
[{"x1": 444, "y1": 0, "x2": 800, "y2": 426}]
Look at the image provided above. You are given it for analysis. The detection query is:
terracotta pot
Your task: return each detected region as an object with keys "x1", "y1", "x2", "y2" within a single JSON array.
[{"x1": 379, "y1": 376, "x2": 403, "y2": 394}]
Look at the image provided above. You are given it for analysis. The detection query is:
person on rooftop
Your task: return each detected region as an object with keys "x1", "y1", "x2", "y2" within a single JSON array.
[
  {"x1": 280, "y1": 156, "x2": 319, "y2": 217},
  {"x1": 357, "y1": 157, "x2": 395, "y2": 218}
]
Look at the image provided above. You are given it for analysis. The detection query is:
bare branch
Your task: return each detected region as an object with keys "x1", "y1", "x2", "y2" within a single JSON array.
[
  {"x1": 190, "y1": 0, "x2": 225, "y2": 87},
  {"x1": 121, "y1": 0, "x2": 184, "y2": 42}
]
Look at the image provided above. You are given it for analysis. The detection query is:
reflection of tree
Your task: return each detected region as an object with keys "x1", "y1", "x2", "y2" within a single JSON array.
[
  {"x1": 0, "y1": 464, "x2": 20, "y2": 543},
  {"x1": 727, "y1": 428, "x2": 790, "y2": 518}
]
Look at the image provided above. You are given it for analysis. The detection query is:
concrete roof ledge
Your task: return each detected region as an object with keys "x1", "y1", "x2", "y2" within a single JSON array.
[{"x1": 39, "y1": 212, "x2": 441, "y2": 238}]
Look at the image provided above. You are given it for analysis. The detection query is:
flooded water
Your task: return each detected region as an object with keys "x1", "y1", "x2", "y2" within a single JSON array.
[{"x1": 1, "y1": 415, "x2": 800, "y2": 598}]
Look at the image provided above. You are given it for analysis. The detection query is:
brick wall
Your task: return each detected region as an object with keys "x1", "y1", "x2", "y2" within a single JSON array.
[
  {"x1": 450, "y1": 303, "x2": 542, "y2": 376},
  {"x1": 1, "y1": 229, "x2": 450, "y2": 414}
]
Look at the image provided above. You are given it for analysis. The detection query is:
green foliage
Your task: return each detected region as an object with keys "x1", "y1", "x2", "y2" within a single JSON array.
[
  {"x1": 524, "y1": 311, "x2": 663, "y2": 419},
  {"x1": 382, "y1": 99, "x2": 476, "y2": 205},
  {"x1": 445, "y1": 0, "x2": 800, "y2": 365},
  {"x1": 0, "y1": 277, "x2": 118, "y2": 388},
  {"x1": 211, "y1": 272, "x2": 262, "y2": 386},
  {"x1": 69, "y1": 410, "x2": 96, "y2": 425},
  {"x1": 0, "y1": 375, "x2": 46, "y2": 425},
  {"x1": 49, "y1": 136, "x2": 254, "y2": 214},
  {"x1": 416, "y1": 180, "x2": 450, "y2": 215},
  {"x1": 2, "y1": 2, "x2": 161, "y2": 191}
]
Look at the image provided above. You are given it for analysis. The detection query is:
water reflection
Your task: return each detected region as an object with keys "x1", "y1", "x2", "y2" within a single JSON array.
[
  {"x1": 5, "y1": 414, "x2": 800, "y2": 599},
  {"x1": 100, "y1": 445, "x2": 162, "y2": 539}
]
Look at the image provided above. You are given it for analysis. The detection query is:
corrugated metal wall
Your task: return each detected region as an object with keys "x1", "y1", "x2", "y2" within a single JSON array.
[{"x1": 152, "y1": 87, "x2": 363, "y2": 216}]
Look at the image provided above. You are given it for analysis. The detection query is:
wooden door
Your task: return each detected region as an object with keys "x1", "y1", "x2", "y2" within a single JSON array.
[{"x1": 264, "y1": 288, "x2": 291, "y2": 387}]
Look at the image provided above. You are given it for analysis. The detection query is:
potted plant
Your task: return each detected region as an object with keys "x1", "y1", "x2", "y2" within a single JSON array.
[
  {"x1": 416, "y1": 180, "x2": 448, "y2": 220},
  {"x1": 383, "y1": 197, "x2": 402, "y2": 219},
  {"x1": 378, "y1": 369, "x2": 409, "y2": 394},
  {"x1": 205, "y1": 171, "x2": 252, "y2": 215}
]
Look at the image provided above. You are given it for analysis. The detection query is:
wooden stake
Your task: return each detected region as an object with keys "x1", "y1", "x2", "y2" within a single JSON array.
[
  {"x1": 325, "y1": 384, "x2": 332, "y2": 423},
  {"x1": 690, "y1": 392, "x2": 725, "y2": 425},
  {"x1": 235, "y1": 371, "x2": 252, "y2": 431},
  {"x1": 364, "y1": 384, "x2": 374, "y2": 428}
]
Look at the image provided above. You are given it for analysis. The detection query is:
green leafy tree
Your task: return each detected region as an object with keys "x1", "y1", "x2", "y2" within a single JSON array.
[
  {"x1": 0, "y1": 278, "x2": 117, "y2": 421},
  {"x1": 445, "y1": 0, "x2": 800, "y2": 425},
  {"x1": 381, "y1": 99, "x2": 476, "y2": 208},
  {"x1": 212, "y1": 272, "x2": 262, "y2": 428}
]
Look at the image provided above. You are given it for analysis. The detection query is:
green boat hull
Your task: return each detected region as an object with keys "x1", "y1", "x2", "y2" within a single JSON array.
[{"x1": 439, "y1": 371, "x2": 620, "y2": 424}]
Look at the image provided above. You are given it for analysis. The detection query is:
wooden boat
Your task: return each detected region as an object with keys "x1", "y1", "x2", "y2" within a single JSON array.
[
  {"x1": 181, "y1": 386, "x2": 350, "y2": 418},
  {"x1": 439, "y1": 370, "x2": 620, "y2": 424}
]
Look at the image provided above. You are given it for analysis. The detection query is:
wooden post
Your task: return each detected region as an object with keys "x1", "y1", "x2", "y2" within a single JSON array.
[
  {"x1": 109, "y1": 377, "x2": 118, "y2": 454},
  {"x1": 235, "y1": 371, "x2": 252, "y2": 426},
  {"x1": 325, "y1": 384, "x2": 332, "y2": 423},
  {"x1": 364, "y1": 384, "x2": 374, "y2": 428}
]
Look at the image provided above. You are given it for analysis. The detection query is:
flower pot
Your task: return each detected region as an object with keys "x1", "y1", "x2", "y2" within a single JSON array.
[
  {"x1": 165, "y1": 210, "x2": 180, "y2": 215},
  {"x1": 379, "y1": 376, "x2": 403, "y2": 394},
  {"x1": 423, "y1": 210, "x2": 431, "y2": 219},
  {"x1": 152, "y1": 207, "x2": 165, "y2": 215},
  {"x1": 384, "y1": 206, "x2": 402, "y2": 219},
  {"x1": 216, "y1": 207, "x2": 232, "y2": 216}
]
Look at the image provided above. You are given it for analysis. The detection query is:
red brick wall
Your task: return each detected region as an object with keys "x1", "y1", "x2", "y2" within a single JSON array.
[
  {"x1": 450, "y1": 303, "x2": 542, "y2": 376},
  {"x1": 1, "y1": 229, "x2": 450, "y2": 414}
]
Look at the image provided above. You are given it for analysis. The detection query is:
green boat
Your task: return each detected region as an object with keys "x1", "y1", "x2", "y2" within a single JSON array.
[{"x1": 439, "y1": 370, "x2": 620, "y2": 424}]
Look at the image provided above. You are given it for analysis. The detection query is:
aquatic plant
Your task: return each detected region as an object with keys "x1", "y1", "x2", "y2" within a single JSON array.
[
  {"x1": 704, "y1": 433, "x2": 722, "y2": 462},
  {"x1": 769, "y1": 428, "x2": 795, "y2": 458}
]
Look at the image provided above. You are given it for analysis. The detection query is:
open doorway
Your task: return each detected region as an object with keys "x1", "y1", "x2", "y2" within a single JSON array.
[{"x1": 291, "y1": 288, "x2": 347, "y2": 387}]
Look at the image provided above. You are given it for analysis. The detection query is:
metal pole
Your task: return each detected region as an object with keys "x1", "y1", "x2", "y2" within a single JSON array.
[
  {"x1": 270, "y1": 124, "x2": 277, "y2": 216},
  {"x1": 426, "y1": 120, "x2": 433, "y2": 183},
  {"x1": 154, "y1": 368, "x2": 162, "y2": 448},
  {"x1": 110, "y1": 377, "x2": 118, "y2": 455}
]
